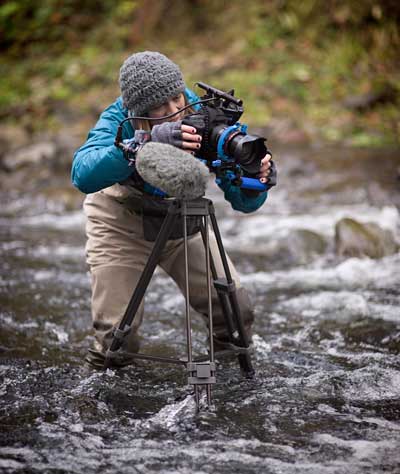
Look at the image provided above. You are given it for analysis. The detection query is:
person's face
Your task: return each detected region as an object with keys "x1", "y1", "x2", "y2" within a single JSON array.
[{"x1": 147, "y1": 93, "x2": 186, "y2": 125}]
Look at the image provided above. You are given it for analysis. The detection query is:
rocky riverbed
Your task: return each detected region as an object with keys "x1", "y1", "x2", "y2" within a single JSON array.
[{"x1": 1, "y1": 134, "x2": 400, "y2": 473}]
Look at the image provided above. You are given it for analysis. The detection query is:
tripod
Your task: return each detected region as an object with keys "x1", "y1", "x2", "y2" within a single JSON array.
[{"x1": 104, "y1": 196, "x2": 254, "y2": 409}]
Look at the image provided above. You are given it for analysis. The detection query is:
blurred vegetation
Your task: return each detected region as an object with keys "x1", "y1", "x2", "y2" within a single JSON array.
[{"x1": 1, "y1": 0, "x2": 399, "y2": 145}]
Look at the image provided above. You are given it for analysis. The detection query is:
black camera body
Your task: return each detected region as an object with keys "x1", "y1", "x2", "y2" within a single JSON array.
[{"x1": 183, "y1": 82, "x2": 275, "y2": 191}]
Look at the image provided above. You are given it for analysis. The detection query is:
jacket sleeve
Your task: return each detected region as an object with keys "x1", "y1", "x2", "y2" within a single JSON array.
[
  {"x1": 71, "y1": 97, "x2": 133, "y2": 194},
  {"x1": 72, "y1": 89, "x2": 199, "y2": 194},
  {"x1": 217, "y1": 177, "x2": 268, "y2": 213}
]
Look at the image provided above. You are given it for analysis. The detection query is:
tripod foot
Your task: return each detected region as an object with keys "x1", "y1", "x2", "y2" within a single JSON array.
[
  {"x1": 187, "y1": 362, "x2": 216, "y2": 410},
  {"x1": 85, "y1": 347, "x2": 137, "y2": 370}
]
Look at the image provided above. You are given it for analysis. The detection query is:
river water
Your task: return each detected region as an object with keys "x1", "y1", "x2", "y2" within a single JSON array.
[{"x1": 1, "y1": 145, "x2": 399, "y2": 473}]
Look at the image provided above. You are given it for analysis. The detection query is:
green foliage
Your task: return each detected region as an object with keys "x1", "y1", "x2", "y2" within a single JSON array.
[
  {"x1": 0, "y1": 0, "x2": 138, "y2": 55},
  {"x1": 1, "y1": 0, "x2": 399, "y2": 144}
]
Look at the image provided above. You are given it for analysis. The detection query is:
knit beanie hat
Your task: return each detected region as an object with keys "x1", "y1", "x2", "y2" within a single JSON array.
[{"x1": 119, "y1": 51, "x2": 186, "y2": 116}]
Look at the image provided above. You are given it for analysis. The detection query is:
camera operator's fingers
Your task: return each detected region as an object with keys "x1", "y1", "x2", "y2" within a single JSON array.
[
  {"x1": 181, "y1": 124, "x2": 199, "y2": 136},
  {"x1": 181, "y1": 124, "x2": 202, "y2": 151},
  {"x1": 259, "y1": 157, "x2": 271, "y2": 173},
  {"x1": 259, "y1": 154, "x2": 273, "y2": 182},
  {"x1": 260, "y1": 161, "x2": 271, "y2": 172},
  {"x1": 182, "y1": 132, "x2": 202, "y2": 143},
  {"x1": 261, "y1": 153, "x2": 272, "y2": 166},
  {"x1": 181, "y1": 124, "x2": 196, "y2": 133},
  {"x1": 181, "y1": 140, "x2": 202, "y2": 151},
  {"x1": 181, "y1": 125, "x2": 201, "y2": 140}
]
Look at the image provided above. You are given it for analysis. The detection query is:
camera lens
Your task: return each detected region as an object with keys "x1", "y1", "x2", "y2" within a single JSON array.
[
  {"x1": 229, "y1": 134, "x2": 267, "y2": 176},
  {"x1": 210, "y1": 124, "x2": 267, "y2": 177}
]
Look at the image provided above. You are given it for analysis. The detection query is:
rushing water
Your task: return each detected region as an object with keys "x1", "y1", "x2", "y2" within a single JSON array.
[{"x1": 1, "y1": 145, "x2": 399, "y2": 473}]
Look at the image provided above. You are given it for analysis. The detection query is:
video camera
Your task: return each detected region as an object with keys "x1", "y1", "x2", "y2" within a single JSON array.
[
  {"x1": 183, "y1": 82, "x2": 276, "y2": 192},
  {"x1": 115, "y1": 82, "x2": 276, "y2": 193}
]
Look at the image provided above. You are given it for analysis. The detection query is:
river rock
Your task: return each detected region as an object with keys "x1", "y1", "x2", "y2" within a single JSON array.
[
  {"x1": 245, "y1": 229, "x2": 327, "y2": 268},
  {"x1": 3, "y1": 141, "x2": 57, "y2": 171},
  {"x1": 335, "y1": 217, "x2": 398, "y2": 258},
  {"x1": 285, "y1": 229, "x2": 328, "y2": 263}
]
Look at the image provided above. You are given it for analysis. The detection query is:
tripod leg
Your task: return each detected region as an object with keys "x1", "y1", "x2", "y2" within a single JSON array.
[
  {"x1": 104, "y1": 204, "x2": 179, "y2": 368},
  {"x1": 183, "y1": 211, "x2": 193, "y2": 365},
  {"x1": 204, "y1": 213, "x2": 215, "y2": 404},
  {"x1": 208, "y1": 207, "x2": 254, "y2": 377},
  {"x1": 183, "y1": 200, "x2": 216, "y2": 409},
  {"x1": 199, "y1": 224, "x2": 237, "y2": 341},
  {"x1": 183, "y1": 210, "x2": 201, "y2": 411},
  {"x1": 204, "y1": 214, "x2": 214, "y2": 364}
]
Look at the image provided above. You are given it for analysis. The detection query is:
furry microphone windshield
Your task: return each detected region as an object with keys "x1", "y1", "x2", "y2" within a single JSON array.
[{"x1": 135, "y1": 142, "x2": 210, "y2": 200}]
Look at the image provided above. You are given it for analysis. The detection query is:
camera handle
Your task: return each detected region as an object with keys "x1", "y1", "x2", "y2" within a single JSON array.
[{"x1": 103, "y1": 197, "x2": 254, "y2": 410}]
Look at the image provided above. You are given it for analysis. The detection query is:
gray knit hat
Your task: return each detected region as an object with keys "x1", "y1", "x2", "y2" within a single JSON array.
[{"x1": 119, "y1": 51, "x2": 186, "y2": 116}]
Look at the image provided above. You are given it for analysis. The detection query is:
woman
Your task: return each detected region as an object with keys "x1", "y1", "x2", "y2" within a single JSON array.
[{"x1": 72, "y1": 51, "x2": 273, "y2": 368}]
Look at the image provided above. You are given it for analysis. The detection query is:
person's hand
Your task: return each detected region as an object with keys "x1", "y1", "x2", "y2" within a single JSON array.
[
  {"x1": 151, "y1": 121, "x2": 182, "y2": 148},
  {"x1": 181, "y1": 124, "x2": 202, "y2": 153},
  {"x1": 259, "y1": 152, "x2": 273, "y2": 183},
  {"x1": 150, "y1": 121, "x2": 202, "y2": 152}
]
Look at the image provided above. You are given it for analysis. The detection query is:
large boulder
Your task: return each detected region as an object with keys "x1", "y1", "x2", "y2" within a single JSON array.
[
  {"x1": 335, "y1": 217, "x2": 398, "y2": 258},
  {"x1": 240, "y1": 228, "x2": 328, "y2": 268}
]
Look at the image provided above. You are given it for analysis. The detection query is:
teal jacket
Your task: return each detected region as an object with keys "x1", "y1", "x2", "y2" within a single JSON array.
[{"x1": 71, "y1": 89, "x2": 268, "y2": 213}]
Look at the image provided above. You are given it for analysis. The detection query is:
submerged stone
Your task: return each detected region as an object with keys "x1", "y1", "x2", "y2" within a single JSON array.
[{"x1": 335, "y1": 217, "x2": 398, "y2": 259}]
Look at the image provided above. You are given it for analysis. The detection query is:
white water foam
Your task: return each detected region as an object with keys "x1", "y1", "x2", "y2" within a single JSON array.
[
  {"x1": 278, "y1": 291, "x2": 370, "y2": 320},
  {"x1": 139, "y1": 394, "x2": 197, "y2": 431},
  {"x1": 302, "y1": 367, "x2": 400, "y2": 402},
  {"x1": 314, "y1": 433, "x2": 399, "y2": 461},
  {"x1": 32, "y1": 244, "x2": 85, "y2": 260},
  {"x1": 252, "y1": 334, "x2": 272, "y2": 359},
  {"x1": 242, "y1": 253, "x2": 400, "y2": 292},
  {"x1": 44, "y1": 322, "x2": 69, "y2": 344},
  {"x1": 10, "y1": 210, "x2": 85, "y2": 230},
  {"x1": 220, "y1": 205, "x2": 399, "y2": 247},
  {"x1": 33, "y1": 268, "x2": 89, "y2": 287}
]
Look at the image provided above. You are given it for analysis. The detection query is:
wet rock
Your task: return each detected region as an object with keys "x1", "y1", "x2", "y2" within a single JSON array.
[
  {"x1": 242, "y1": 229, "x2": 327, "y2": 268},
  {"x1": 68, "y1": 395, "x2": 106, "y2": 423},
  {"x1": 3, "y1": 142, "x2": 57, "y2": 171},
  {"x1": 285, "y1": 229, "x2": 328, "y2": 263},
  {"x1": 335, "y1": 217, "x2": 399, "y2": 259}
]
